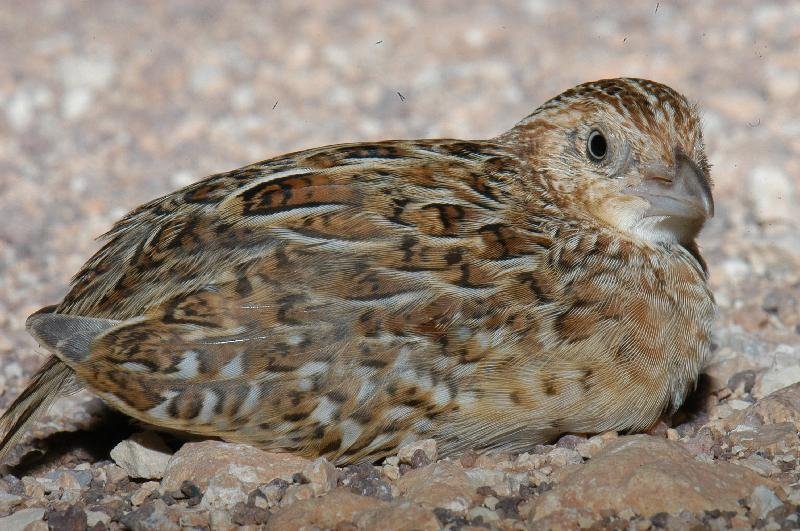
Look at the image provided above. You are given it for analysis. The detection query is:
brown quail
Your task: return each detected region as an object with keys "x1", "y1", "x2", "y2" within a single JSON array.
[{"x1": 1, "y1": 78, "x2": 716, "y2": 465}]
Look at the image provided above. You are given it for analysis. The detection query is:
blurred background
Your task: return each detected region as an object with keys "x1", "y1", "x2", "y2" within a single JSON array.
[{"x1": 0, "y1": 1, "x2": 798, "y2": 431}]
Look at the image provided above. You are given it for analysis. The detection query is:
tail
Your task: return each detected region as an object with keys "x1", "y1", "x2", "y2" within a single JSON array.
[
  {"x1": 0, "y1": 308, "x2": 120, "y2": 464},
  {"x1": 0, "y1": 356, "x2": 75, "y2": 464}
]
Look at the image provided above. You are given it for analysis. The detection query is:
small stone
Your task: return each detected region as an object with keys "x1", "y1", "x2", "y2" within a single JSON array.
[
  {"x1": 120, "y1": 499, "x2": 176, "y2": 531},
  {"x1": 40, "y1": 470, "x2": 83, "y2": 494},
  {"x1": 464, "y1": 468, "x2": 508, "y2": 496},
  {"x1": 728, "y1": 370, "x2": 757, "y2": 394},
  {"x1": 576, "y1": 433, "x2": 614, "y2": 459},
  {"x1": 397, "y1": 461, "x2": 472, "y2": 514},
  {"x1": 758, "y1": 364, "x2": 800, "y2": 398},
  {"x1": 397, "y1": 439, "x2": 437, "y2": 465},
  {"x1": 302, "y1": 457, "x2": 338, "y2": 496},
  {"x1": 555, "y1": 434, "x2": 586, "y2": 450},
  {"x1": 483, "y1": 495, "x2": 499, "y2": 510},
  {"x1": 103, "y1": 464, "x2": 129, "y2": 485},
  {"x1": 546, "y1": 447, "x2": 583, "y2": 467},
  {"x1": 0, "y1": 508, "x2": 45, "y2": 530},
  {"x1": 178, "y1": 510, "x2": 210, "y2": 529},
  {"x1": 231, "y1": 501, "x2": 271, "y2": 526},
  {"x1": 514, "y1": 452, "x2": 547, "y2": 470},
  {"x1": 354, "y1": 500, "x2": 440, "y2": 530},
  {"x1": 468, "y1": 505, "x2": 501, "y2": 523},
  {"x1": 110, "y1": 431, "x2": 173, "y2": 480},
  {"x1": 749, "y1": 485, "x2": 783, "y2": 520},
  {"x1": 208, "y1": 509, "x2": 233, "y2": 529},
  {"x1": 339, "y1": 463, "x2": 393, "y2": 501},
  {"x1": 280, "y1": 483, "x2": 315, "y2": 506},
  {"x1": 84, "y1": 510, "x2": 110, "y2": 527},
  {"x1": 45, "y1": 505, "x2": 87, "y2": 531},
  {"x1": 382, "y1": 464, "x2": 400, "y2": 481},
  {"x1": 736, "y1": 455, "x2": 781, "y2": 477},
  {"x1": 0, "y1": 491, "x2": 22, "y2": 512},
  {"x1": 131, "y1": 481, "x2": 160, "y2": 506},
  {"x1": 180, "y1": 480, "x2": 203, "y2": 506},
  {"x1": 254, "y1": 478, "x2": 289, "y2": 508},
  {"x1": 666, "y1": 429, "x2": 680, "y2": 441},
  {"x1": 267, "y1": 488, "x2": 387, "y2": 529},
  {"x1": 22, "y1": 521, "x2": 48, "y2": 531},
  {"x1": 728, "y1": 422, "x2": 798, "y2": 456},
  {"x1": 21, "y1": 477, "x2": 45, "y2": 500},
  {"x1": 728, "y1": 399, "x2": 752, "y2": 411}
]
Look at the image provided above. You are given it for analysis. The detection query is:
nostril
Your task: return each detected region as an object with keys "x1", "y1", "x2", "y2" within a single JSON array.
[{"x1": 642, "y1": 165, "x2": 674, "y2": 185}]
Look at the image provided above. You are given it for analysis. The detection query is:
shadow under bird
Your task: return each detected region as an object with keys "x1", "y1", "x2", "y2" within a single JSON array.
[{"x1": 2, "y1": 78, "x2": 715, "y2": 465}]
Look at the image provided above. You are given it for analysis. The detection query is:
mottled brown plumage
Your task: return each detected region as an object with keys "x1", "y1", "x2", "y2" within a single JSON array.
[{"x1": 1, "y1": 78, "x2": 716, "y2": 465}]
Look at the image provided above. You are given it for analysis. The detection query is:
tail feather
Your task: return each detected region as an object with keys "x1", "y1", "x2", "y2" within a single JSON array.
[{"x1": 0, "y1": 357, "x2": 74, "y2": 465}]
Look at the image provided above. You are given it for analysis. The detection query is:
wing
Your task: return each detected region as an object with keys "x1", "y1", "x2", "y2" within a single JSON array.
[{"x1": 26, "y1": 139, "x2": 561, "y2": 463}]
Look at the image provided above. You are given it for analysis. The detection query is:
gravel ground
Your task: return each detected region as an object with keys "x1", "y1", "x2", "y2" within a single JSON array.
[{"x1": 1, "y1": 1, "x2": 799, "y2": 529}]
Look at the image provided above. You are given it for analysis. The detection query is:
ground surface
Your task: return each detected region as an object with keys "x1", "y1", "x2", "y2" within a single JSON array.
[{"x1": 0, "y1": 1, "x2": 799, "y2": 529}]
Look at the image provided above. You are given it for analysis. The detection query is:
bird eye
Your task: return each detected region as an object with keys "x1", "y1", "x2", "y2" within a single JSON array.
[{"x1": 587, "y1": 130, "x2": 608, "y2": 161}]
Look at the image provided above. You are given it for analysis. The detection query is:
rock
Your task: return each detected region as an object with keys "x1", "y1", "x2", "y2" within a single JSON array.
[
  {"x1": 396, "y1": 461, "x2": 473, "y2": 514},
  {"x1": 161, "y1": 441, "x2": 309, "y2": 492},
  {"x1": 736, "y1": 455, "x2": 781, "y2": 477},
  {"x1": 130, "y1": 481, "x2": 160, "y2": 506},
  {"x1": 110, "y1": 431, "x2": 173, "y2": 480},
  {"x1": 728, "y1": 370, "x2": 758, "y2": 394},
  {"x1": 302, "y1": 457, "x2": 338, "y2": 496},
  {"x1": 725, "y1": 382, "x2": 800, "y2": 430},
  {"x1": 531, "y1": 435, "x2": 779, "y2": 521},
  {"x1": 39, "y1": 470, "x2": 84, "y2": 494},
  {"x1": 231, "y1": 501, "x2": 271, "y2": 526},
  {"x1": 266, "y1": 488, "x2": 387, "y2": 530},
  {"x1": 476, "y1": 469, "x2": 527, "y2": 498},
  {"x1": 279, "y1": 484, "x2": 315, "y2": 506},
  {"x1": 355, "y1": 501, "x2": 441, "y2": 530},
  {"x1": 84, "y1": 510, "x2": 111, "y2": 527},
  {"x1": 250, "y1": 478, "x2": 289, "y2": 508},
  {"x1": 397, "y1": 439, "x2": 437, "y2": 465},
  {"x1": 546, "y1": 447, "x2": 583, "y2": 467},
  {"x1": 0, "y1": 492, "x2": 22, "y2": 512},
  {"x1": 756, "y1": 365, "x2": 800, "y2": 397},
  {"x1": 727, "y1": 422, "x2": 798, "y2": 456},
  {"x1": 0, "y1": 507, "x2": 45, "y2": 530},
  {"x1": 748, "y1": 485, "x2": 784, "y2": 520},
  {"x1": 119, "y1": 499, "x2": 177, "y2": 531},
  {"x1": 575, "y1": 431, "x2": 618, "y2": 459},
  {"x1": 44, "y1": 505, "x2": 87, "y2": 531},
  {"x1": 339, "y1": 463, "x2": 394, "y2": 501}
]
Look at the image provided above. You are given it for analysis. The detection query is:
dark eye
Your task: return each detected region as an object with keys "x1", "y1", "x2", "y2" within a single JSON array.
[{"x1": 587, "y1": 130, "x2": 607, "y2": 161}]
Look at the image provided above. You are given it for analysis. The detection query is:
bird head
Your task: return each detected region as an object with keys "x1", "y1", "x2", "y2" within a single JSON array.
[{"x1": 504, "y1": 78, "x2": 713, "y2": 249}]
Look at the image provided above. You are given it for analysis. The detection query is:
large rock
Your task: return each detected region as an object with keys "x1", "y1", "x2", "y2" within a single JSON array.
[
  {"x1": 161, "y1": 441, "x2": 311, "y2": 507},
  {"x1": 532, "y1": 435, "x2": 780, "y2": 522}
]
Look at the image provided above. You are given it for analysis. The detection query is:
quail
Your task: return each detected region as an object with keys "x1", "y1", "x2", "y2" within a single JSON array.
[{"x1": 1, "y1": 78, "x2": 716, "y2": 465}]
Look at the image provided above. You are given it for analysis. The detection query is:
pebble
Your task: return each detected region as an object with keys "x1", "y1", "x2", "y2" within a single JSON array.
[
  {"x1": 397, "y1": 439, "x2": 438, "y2": 465},
  {"x1": 749, "y1": 485, "x2": 784, "y2": 520},
  {"x1": 110, "y1": 431, "x2": 173, "y2": 480},
  {"x1": 0, "y1": 507, "x2": 45, "y2": 529},
  {"x1": 302, "y1": 457, "x2": 338, "y2": 496},
  {"x1": 130, "y1": 481, "x2": 160, "y2": 506}
]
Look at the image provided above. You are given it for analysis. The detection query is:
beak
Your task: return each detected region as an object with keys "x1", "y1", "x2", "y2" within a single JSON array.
[{"x1": 627, "y1": 150, "x2": 714, "y2": 221}]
